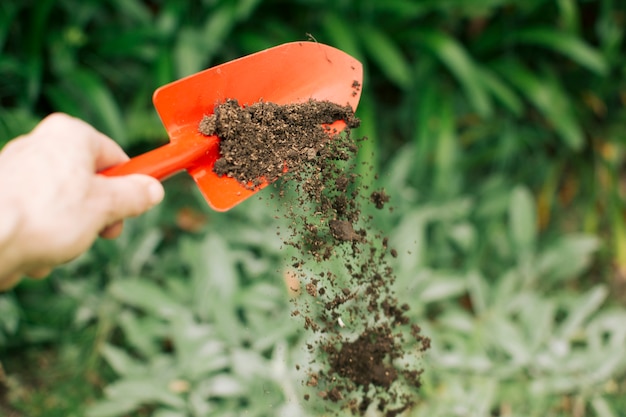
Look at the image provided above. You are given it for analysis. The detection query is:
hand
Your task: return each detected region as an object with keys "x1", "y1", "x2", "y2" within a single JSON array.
[{"x1": 0, "y1": 113, "x2": 164, "y2": 290}]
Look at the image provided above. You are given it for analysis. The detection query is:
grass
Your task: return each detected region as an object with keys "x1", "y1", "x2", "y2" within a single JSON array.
[{"x1": 2, "y1": 346, "x2": 100, "y2": 417}]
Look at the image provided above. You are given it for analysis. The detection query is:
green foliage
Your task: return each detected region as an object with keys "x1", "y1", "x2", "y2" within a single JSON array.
[
  {"x1": 2, "y1": 0, "x2": 626, "y2": 416},
  {"x1": 377, "y1": 148, "x2": 624, "y2": 416}
]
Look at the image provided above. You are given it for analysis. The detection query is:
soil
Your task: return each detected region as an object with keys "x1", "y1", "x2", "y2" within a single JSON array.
[
  {"x1": 199, "y1": 99, "x2": 359, "y2": 188},
  {"x1": 199, "y1": 95, "x2": 430, "y2": 416}
]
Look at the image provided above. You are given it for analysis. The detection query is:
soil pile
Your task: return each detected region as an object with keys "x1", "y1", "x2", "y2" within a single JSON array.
[
  {"x1": 199, "y1": 96, "x2": 430, "y2": 416},
  {"x1": 200, "y1": 99, "x2": 358, "y2": 189}
]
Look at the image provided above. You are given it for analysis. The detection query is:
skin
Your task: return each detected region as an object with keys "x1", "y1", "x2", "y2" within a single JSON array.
[{"x1": 0, "y1": 113, "x2": 164, "y2": 290}]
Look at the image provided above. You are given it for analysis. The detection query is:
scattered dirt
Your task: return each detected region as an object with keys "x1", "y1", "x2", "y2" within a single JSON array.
[{"x1": 199, "y1": 95, "x2": 429, "y2": 416}]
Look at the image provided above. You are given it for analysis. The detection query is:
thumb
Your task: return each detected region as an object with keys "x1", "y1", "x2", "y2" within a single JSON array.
[{"x1": 93, "y1": 174, "x2": 164, "y2": 224}]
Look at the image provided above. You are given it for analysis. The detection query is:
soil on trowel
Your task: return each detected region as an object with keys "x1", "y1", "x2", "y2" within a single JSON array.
[
  {"x1": 199, "y1": 94, "x2": 430, "y2": 416},
  {"x1": 199, "y1": 99, "x2": 359, "y2": 188}
]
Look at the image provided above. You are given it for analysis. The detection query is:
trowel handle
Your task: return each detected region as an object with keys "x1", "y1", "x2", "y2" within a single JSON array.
[{"x1": 100, "y1": 136, "x2": 213, "y2": 180}]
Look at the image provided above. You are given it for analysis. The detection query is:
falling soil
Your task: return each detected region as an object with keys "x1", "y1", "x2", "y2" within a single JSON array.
[{"x1": 199, "y1": 95, "x2": 429, "y2": 416}]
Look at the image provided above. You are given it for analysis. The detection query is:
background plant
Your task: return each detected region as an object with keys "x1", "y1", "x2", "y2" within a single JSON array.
[{"x1": 1, "y1": 0, "x2": 626, "y2": 416}]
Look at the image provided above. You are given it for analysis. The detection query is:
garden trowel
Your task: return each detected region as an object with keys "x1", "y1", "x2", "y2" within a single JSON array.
[{"x1": 101, "y1": 42, "x2": 363, "y2": 211}]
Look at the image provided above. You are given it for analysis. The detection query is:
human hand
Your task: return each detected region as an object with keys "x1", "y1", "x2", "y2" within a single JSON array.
[{"x1": 0, "y1": 113, "x2": 164, "y2": 290}]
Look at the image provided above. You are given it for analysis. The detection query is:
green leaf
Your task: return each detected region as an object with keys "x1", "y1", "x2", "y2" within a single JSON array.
[
  {"x1": 509, "y1": 186, "x2": 537, "y2": 257},
  {"x1": 0, "y1": 3, "x2": 20, "y2": 52},
  {"x1": 432, "y1": 96, "x2": 459, "y2": 196},
  {"x1": 189, "y1": 234, "x2": 240, "y2": 329},
  {"x1": 466, "y1": 271, "x2": 489, "y2": 315},
  {"x1": 108, "y1": 0, "x2": 151, "y2": 23},
  {"x1": 494, "y1": 59, "x2": 584, "y2": 149},
  {"x1": 476, "y1": 66, "x2": 523, "y2": 116},
  {"x1": 109, "y1": 279, "x2": 183, "y2": 318},
  {"x1": 321, "y1": 12, "x2": 364, "y2": 66},
  {"x1": 486, "y1": 315, "x2": 531, "y2": 363},
  {"x1": 86, "y1": 400, "x2": 140, "y2": 417},
  {"x1": 354, "y1": 92, "x2": 379, "y2": 185},
  {"x1": 591, "y1": 396, "x2": 618, "y2": 417},
  {"x1": 0, "y1": 108, "x2": 39, "y2": 144},
  {"x1": 235, "y1": 0, "x2": 262, "y2": 20},
  {"x1": 101, "y1": 343, "x2": 145, "y2": 377},
  {"x1": 174, "y1": 27, "x2": 208, "y2": 78},
  {"x1": 390, "y1": 211, "x2": 426, "y2": 274},
  {"x1": 557, "y1": 0, "x2": 580, "y2": 33},
  {"x1": 152, "y1": 410, "x2": 187, "y2": 417},
  {"x1": 372, "y1": 0, "x2": 431, "y2": 19},
  {"x1": 537, "y1": 234, "x2": 600, "y2": 283},
  {"x1": 415, "y1": 30, "x2": 492, "y2": 117},
  {"x1": 174, "y1": 4, "x2": 237, "y2": 77},
  {"x1": 104, "y1": 379, "x2": 186, "y2": 409},
  {"x1": 514, "y1": 27, "x2": 608, "y2": 75},
  {"x1": 412, "y1": 75, "x2": 439, "y2": 158},
  {"x1": 45, "y1": 69, "x2": 126, "y2": 144},
  {"x1": 520, "y1": 296, "x2": 557, "y2": 351},
  {"x1": 558, "y1": 286, "x2": 608, "y2": 339},
  {"x1": 118, "y1": 311, "x2": 162, "y2": 357},
  {"x1": 199, "y1": 375, "x2": 244, "y2": 397},
  {"x1": 419, "y1": 274, "x2": 467, "y2": 303},
  {"x1": 448, "y1": 222, "x2": 476, "y2": 252},
  {"x1": 438, "y1": 310, "x2": 475, "y2": 333},
  {"x1": 170, "y1": 313, "x2": 229, "y2": 379},
  {"x1": 358, "y1": 25, "x2": 412, "y2": 89},
  {"x1": 0, "y1": 296, "x2": 20, "y2": 335},
  {"x1": 127, "y1": 228, "x2": 163, "y2": 275}
]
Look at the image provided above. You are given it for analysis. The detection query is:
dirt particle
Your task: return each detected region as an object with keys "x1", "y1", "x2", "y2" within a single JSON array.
[
  {"x1": 329, "y1": 219, "x2": 361, "y2": 242},
  {"x1": 306, "y1": 282, "x2": 318, "y2": 297},
  {"x1": 370, "y1": 189, "x2": 390, "y2": 209}
]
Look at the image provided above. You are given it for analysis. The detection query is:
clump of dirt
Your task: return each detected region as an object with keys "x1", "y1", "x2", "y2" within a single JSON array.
[
  {"x1": 370, "y1": 189, "x2": 390, "y2": 210},
  {"x1": 199, "y1": 95, "x2": 429, "y2": 416},
  {"x1": 199, "y1": 99, "x2": 358, "y2": 189}
]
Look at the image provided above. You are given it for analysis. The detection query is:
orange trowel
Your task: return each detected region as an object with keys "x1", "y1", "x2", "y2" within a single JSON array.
[{"x1": 100, "y1": 42, "x2": 363, "y2": 211}]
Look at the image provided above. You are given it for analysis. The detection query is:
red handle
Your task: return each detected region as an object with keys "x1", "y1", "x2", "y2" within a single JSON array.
[{"x1": 100, "y1": 136, "x2": 216, "y2": 180}]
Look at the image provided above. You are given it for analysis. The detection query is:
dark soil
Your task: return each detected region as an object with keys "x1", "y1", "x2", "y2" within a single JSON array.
[
  {"x1": 370, "y1": 189, "x2": 391, "y2": 210},
  {"x1": 200, "y1": 99, "x2": 359, "y2": 188},
  {"x1": 199, "y1": 96, "x2": 429, "y2": 416}
]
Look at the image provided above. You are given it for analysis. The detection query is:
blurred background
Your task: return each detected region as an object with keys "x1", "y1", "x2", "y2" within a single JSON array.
[{"x1": 2, "y1": 0, "x2": 626, "y2": 416}]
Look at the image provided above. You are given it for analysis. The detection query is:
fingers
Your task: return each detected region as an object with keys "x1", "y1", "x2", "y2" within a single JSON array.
[
  {"x1": 100, "y1": 221, "x2": 124, "y2": 239},
  {"x1": 91, "y1": 132, "x2": 131, "y2": 172},
  {"x1": 25, "y1": 267, "x2": 52, "y2": 279},
  {"x1": 91, "y1": 174, "x2": 164, "y2": 225},
  {"x1": 0, "y1": 273, "x2": 22, "y2": 292},
  {"x1": 31, "y1": 113, "x2": 130, "y2": 171},
  {"x1": 0, "y1": 268, "x2": 55, "y2": 292}
]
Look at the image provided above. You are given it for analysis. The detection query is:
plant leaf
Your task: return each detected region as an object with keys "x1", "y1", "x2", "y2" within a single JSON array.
[
  {"x1": 494, "y1": 58, "x2": 584, "y2": 149},
  {"x1": 415, "y1": 30, "x2": 492, "y2": 117},
  {"x1": 514, "y1": 27, "x2": 608, "y2": 75},
  {"x1": 509, "y1": 186, "x2": 537, "y2": 258},
  {"x1": 108, "y1": 279, "x2": 183, "y2": 318},
  {"x1": 537, "y1": 234, "x2": 600, "y2": 284},
  {"x1": 558, "y1": 286, "x2": 608, "y2": 339},
  {"x1": 86, "y1": 400, "x2": 140, "y2": 417},
  {"x1": 100, "y1": 343, "x2": 145, "y2": 377},
  {"x1": 358, "y1": 25, "x2": 412, "y2": 89}
]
